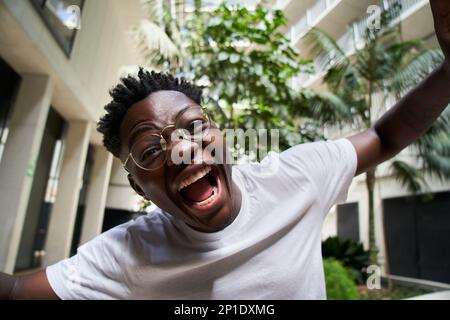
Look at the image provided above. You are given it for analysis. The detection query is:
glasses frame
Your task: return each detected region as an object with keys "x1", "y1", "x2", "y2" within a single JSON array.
[{"x1": 123, "y1": 106, "x2": 211, "y2": 173}]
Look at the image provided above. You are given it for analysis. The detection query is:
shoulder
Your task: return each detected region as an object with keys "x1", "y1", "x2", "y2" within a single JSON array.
[
  {"x1": 232, "y1": 140, "x2": 325, "y2": 183},
  {"x1": 99, "y1": 208, "x2": 170, "y2": 249},
  {"x1": 68, "y1": 208, "x2": 170, "y2": 264},
  {"x1": 231, "y1": 138, "x2": 356, "y2": 196}
]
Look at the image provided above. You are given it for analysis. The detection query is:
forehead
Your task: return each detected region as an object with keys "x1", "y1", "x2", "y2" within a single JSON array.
[
  {"x1": 119, "y1": 90, "x2": 199, "y2": 151},
  {"x1": 120, "y1": 90, "x2": 199, "y2": 132}
]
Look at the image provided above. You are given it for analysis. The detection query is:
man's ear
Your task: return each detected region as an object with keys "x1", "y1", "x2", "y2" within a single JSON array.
[{"x1": 127, "y1": 174, "x2": 147, "y2": 199}]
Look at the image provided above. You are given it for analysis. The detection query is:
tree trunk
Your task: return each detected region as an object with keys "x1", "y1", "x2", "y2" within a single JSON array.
[{"x1": 366, "y1": 167, "x2": 378, "y2": 265}]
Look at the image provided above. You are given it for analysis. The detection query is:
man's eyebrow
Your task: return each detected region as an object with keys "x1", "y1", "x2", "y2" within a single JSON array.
[
  {"x1": 127, "y1": 122, "x2": 158, "y2": 149},
  {"x1": 126, "y1": 105, "x2": 201, "y2": 149},
  {"x1": 174, "y1": 105, "x2": 199, "y2": 122}
]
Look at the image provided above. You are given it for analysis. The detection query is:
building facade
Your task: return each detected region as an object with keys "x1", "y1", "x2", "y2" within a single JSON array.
[
  {"x1": 276, "y1": 0, "x2": 450, "y2": 284},
  {"x1": 0, "y1": 0, "x2": 144, "y2": 274}
]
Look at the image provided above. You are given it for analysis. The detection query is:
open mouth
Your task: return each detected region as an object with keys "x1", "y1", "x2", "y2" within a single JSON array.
[{"x1": 177, "y1": 165, "x2": 222, "y2": 211}]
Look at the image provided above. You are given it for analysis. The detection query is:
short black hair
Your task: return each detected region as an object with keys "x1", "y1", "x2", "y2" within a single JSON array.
[{"x1": 97, "y1": 68, "x2": 202, "y2": 158}]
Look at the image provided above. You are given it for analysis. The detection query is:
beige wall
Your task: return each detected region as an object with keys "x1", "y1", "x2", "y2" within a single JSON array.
[
  {"x1": 0, "y1": 0, "x2": 142, "y2": 144},
  {"x1": 106, "y1": 158, "x2": 142, "y2": 211},
  {"x1": 0, "y1": 0, "x2": 148, "y2": 268}
]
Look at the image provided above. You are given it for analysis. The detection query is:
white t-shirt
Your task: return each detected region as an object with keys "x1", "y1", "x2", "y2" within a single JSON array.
[{"x1": 46, "y1": 138, "x2": 357, "y2": 300}]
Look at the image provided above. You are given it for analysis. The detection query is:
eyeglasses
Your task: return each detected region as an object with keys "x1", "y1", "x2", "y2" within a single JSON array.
[{"x1": 123, "y1": 106, "x2": 212, "y2": 172}]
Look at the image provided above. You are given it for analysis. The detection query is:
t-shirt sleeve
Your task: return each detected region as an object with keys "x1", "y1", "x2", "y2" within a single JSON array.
[
  {"x1": 45, "y1": 231, "x2": 126, "y2": 300},
  {"x1": 278, "y1": 138, "x2": 357, "y2": 215}
]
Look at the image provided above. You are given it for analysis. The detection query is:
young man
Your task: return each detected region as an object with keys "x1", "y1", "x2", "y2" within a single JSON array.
[{"x1": 1, "y1": 0, "x2": 449, "y2": 300}]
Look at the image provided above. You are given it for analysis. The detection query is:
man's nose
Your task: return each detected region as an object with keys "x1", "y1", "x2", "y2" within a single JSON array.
[{"x1": 166, "y1": 139, "x2": 202, "y2": 166}]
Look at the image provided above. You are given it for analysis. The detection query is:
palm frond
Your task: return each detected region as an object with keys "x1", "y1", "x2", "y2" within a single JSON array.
[
  {"x1": 141, "y1": 0, "x2": 185, "y2": 25},
  {"x1": 415, "y1": 108, "x2": 450, "y2": 150},
  {"x1": 385, "y1": 40, "x2": 423, "y2": 65},
  {"x1": 390, "y1": 49, "x2": 444, "y2": 98},
  {"x1": 303, "y1": 27, "x2": 349, "y2": 71},
  {"x1": 390, "y1": 160, "x2": 429, "y2": 194},
  {"x1": 421, "y1": 152, "x2": 450, "y2": 181},
  {"x1": 131, "y1": 20, "x2": 181, "y2": 68},
  {"x1": 307, "y1": 91, "x2": 353, "y2": 126},
  {"x1": 413, "y1": 109, "x2": 450, "y2": 181},
  {"x1": 141, "y1": 0, "x2": 164, "y2": 25}
]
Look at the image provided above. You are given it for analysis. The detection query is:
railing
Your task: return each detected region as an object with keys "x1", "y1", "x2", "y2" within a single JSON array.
[
  {"x1": 337, "y1": 0, "x2": 427, "y2": 55},
  {"x1": 289, "y1": 0, "x2": 425, "y2": 48},
  {"x1": 291, "y1": 16, "x2": 309, "y2": 43},
  {"x1": 274, "y1": 0, "x2": 291, "y2": 10},
  {"x1": 400, "y1": 0, "x2": 425, "y2": 13},
  {"x1": 292, "y1": 0, "x2": 428, "y2": 88},
  {"x1": 309, "y1": 0, "x2": 328, "y2": 26},
  {"x1": 289, "y1": 0, "x2": 339, "y2": 44}
]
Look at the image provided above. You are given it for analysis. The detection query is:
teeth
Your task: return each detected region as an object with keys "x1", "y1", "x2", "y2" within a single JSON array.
[
  {"x1": 197, "y1": 186, "x2": 217, "y2": 206},
  {"x1": 178, "y1": 166, "x2": 211, "y2": 191}
]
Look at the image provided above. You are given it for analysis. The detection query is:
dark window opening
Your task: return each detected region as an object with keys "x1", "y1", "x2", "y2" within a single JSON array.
[
  {"x1": 70, "y1": 145, "x2": 94, "y2": 256},
  {"x1": 384, "y1": 191, "x2": 450, "y2": 283},
  {"x1": 102, "y1": 208, "x2": 145, "y2": 233},
  {"x1": 0, "y1": 57, "x2": 21, "y2": 163},
  {"x1": 30, "y1": 0, "x2": 85, "y2": 57},
  {"x1": 337, "y1": 202, "x2": 360, "y2": 242}
]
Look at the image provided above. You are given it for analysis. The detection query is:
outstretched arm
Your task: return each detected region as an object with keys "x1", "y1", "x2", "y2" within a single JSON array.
[
  {"x1": 348, "y1": 0, "x2": 450, "y2": 176},
  {"x1": 0, "y1": 270, "x2": 58, "y2": 300}
]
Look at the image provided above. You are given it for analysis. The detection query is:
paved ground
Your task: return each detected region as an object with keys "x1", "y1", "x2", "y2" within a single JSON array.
[{"x1": 407, "y1": 290, "x2": 450, "y2": 300}]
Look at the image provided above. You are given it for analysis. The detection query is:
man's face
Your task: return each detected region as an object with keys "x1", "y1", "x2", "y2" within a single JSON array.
[{"x1": 119, "y1": 90, "x2": 240, "y2": 232}]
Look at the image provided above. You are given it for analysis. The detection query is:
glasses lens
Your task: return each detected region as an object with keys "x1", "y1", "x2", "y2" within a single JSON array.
[
  {"x1": 130, "y1": 134, "x2": 166, "y2": 170},
  {"x1": 175, "y1": 107, "x2": 211, "y2": 142}
]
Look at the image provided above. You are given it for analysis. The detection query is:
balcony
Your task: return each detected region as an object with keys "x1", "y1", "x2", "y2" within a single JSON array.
[
  {"x1": 287, "y1": 0, "x2": 378, "y2": 47},
  {"x1": 292, "y1": 0, "x2": 432, "y2": 89},
  {"x1": 289, "y1": 0, "x2": 339, "y2": 44}
]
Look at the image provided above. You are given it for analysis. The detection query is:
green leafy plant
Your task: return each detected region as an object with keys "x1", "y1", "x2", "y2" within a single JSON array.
[
  {"x1": 322, "y1": 237, "x2": 370, "y2": 284},
  {"x1": 131, "y1": 0, "x2": 185, "y2": 72},
  {"x1": 136, "y1": 1, "x2": 320, "y2": 154},
  {"x1": 323, "y1": 258, "x2": 360, "y2": 300},
  {"x1": 186, "y1": 3, "x2": 319, "y2": 150}
]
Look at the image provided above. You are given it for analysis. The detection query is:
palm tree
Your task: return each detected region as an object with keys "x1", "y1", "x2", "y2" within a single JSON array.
[
  {"x1": 131, "y1": 0, "x2": 187, "y2": 72},
  {"x1": 131, "y1": 0, "x2": 226, "y2": 73},
  {"x1": 304, "y1": 5, "x2": 450, "y2": 265}
]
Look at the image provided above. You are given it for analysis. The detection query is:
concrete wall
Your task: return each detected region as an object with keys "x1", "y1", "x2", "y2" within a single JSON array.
[
  {"x1": 0, "y1": 0, "x2": 146, "y2": 270},
  {"x1": 106, "y1": 158, "x2": 142, "y2": 212},
  {"x1": 0, "y1": 0, "x2": 142, "y2": 140}
]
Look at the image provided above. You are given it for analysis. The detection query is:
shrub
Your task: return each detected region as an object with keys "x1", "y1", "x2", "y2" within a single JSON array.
[
  {"x1": 322, "y1": 237, "x2": 370, "y2": 284},
  {"x1": 323, "y1": 258, "x2": 360, "y2": 300}
]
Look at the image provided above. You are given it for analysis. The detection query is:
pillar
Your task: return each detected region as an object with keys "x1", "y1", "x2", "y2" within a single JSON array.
[{"x1": 0, "y1": 74, "x2": 53, "y2": 273}]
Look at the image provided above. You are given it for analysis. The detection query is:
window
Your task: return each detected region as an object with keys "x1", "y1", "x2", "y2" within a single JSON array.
[
  {"x1": 337, "y1": 202, "x2": 360, "y2": 242},
  {"x1": 30, "y1": 0, "x2": 84, "y2": 57},
  {"x1": 0, "y1": 58, "x2": 21, "y2": 163}
]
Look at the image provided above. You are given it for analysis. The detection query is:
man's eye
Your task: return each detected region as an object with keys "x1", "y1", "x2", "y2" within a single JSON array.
[
  {"x1": 141, "y1": 146, "x2": 160, "y2": 160},
  {"x1": 187, "y1": 119, "x2": 206, "y2": 133}
]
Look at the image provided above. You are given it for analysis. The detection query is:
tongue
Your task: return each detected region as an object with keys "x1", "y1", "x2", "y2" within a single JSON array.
[{"x1": 181, "y1": 176, "x2": 214, "y2": 202}]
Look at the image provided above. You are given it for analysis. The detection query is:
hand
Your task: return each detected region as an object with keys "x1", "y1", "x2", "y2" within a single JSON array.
[{"x1": 431, "y1": 0, "x2": 450, "y2": 68}]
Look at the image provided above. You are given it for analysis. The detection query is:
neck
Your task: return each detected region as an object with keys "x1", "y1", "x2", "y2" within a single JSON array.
[{"x1": 230, "y1": 180, "x2": 242, "y2": 222}]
